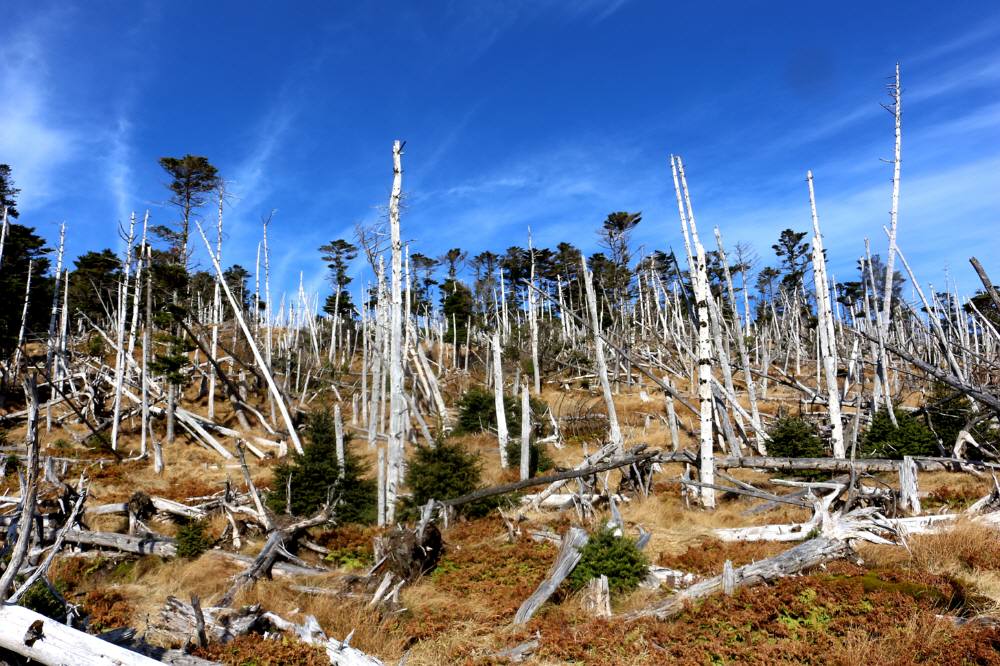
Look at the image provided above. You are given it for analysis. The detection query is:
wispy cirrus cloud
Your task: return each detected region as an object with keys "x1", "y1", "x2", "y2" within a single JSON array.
[{"x1": 0, "y1": 14, "x2": 78, "y2": 213}]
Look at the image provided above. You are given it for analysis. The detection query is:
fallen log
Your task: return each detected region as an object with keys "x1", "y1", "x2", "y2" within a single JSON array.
[
  {"x1": 0, "y1": 602, "x2": 162, "y2": 665},
  {"x1": 442, "y1": 448, "x2": 658, "y2": 509},
  {"x1": 219, "y1": 505, "x2": 333, "y2": 606},
  {"x1": 63, "y1": 529, "x2": 178, "y2": 557},
  {"x1": 151, "y1": 596, "x2": 264, "y2": 646},
  {"x1": 658, "y1": 451, "x2": 1000, "y2": 474},
  {"x1": 627, "y1": 535, "x2": 855, "y2": 619},
  {"x1": 513, "y1": 526, "x2": 588, "y2": 624}
]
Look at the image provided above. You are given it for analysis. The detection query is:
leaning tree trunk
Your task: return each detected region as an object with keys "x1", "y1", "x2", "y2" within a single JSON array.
[
  {"x1": 674, "y1": 155, "x2": 716, "y2": 508},
  {"x1": 807, "y1": 172, "x2": 846, "y2": 458},
  {"x1": 580, "y1": 253, "x2": 624, "y2": 453}
]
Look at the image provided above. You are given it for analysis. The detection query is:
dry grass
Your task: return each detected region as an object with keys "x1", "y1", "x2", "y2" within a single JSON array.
[{"x1": 8, "y1": 371, "x2": 1000, "y2": 664}]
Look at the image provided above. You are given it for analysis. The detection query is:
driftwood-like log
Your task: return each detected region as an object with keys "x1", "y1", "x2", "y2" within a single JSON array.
[
  {"x1": 443, "y1": 448, "x2": 657, "y2": 509},
  {"x1": 628, "y1": 535, "x2": 854, "y2": 619},
  {"x1": 0, "y1": 603, "x2": 162, "y2": 665},
  {"x1": 62, "y1": 529, "x2": 178, "y2": 557},
  {"x1": 219, "y1": 506, "x2": 332, "y2": 606},
  {"x1": 658, "y1": 451, "x2": 999, "y2": 474},
  {"x1": 513, "y1": 527, "x2": 588, "y2": 624},
  {"x1": 151, "y1": 596, "x2": 263, "y2": 646}
]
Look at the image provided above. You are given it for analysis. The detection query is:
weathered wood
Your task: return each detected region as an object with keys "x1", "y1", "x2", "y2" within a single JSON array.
[
  {"x1": 677, "y1": 478, "x2": 812, "y2": 508},
  {"x1": 0, "y1": 377, "x2": 40, "y2": 600},
  {"x1": 9, "y1": 478, "x2": 87, "y2": 604},
  {"x1": 62, "y1": 529, "x2": 178, "y2": 557},
  {"x1": 628, "y1": 535, "x2": 854, "y2": 619},
  {"x1": 151, "y1": 596, "x2": 262, "y2": 646},
  {"x1": 513, "y1": 527, "x2": 588, "y2": 624},
  {"x1": 0, "y1": 603, "x2": 162, "y2": 665},
  {"x1": 219, "y1": 506, "x2": 332, "y2": 606},
  {"x1": 657, "y1": 451, "x2": 999, "y2": 474},
  {"x1": 443, "y1": 448, "x2": 657, "y2": 508},
  {"x1": 196, "y1": 221, "x2": 304, "y2": 455},
  {"x1": 898, "y1": 455, "x2": 921, "y2": 515},
  {"x1": 580, "y1": 575, "x2": 611, "y2": 618}
]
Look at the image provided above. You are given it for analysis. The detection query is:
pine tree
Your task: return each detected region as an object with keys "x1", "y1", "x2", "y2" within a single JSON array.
[
  {"x1": 154, "y1": 155, "x2": 220, "y2": 268},
  {"x1": 0, "y1": 164, "x2": 21, "y2": 218}
]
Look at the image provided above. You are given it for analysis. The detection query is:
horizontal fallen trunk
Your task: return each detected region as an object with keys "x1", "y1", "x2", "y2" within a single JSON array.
[
  {"x1": 443, "y1": 449, "x2": 658, "y2": 508},
  {"x1": 62, "y1": 529, "x2": 178, "y2": 557},
  {"x1": 658, "y1": 451, "x2": 998, "y2": 474},
  {"x1": 151, "y1": 596, "x2": 263, "y2": 646},
  {"x1": 0, "y1": 602, "x2": 162, "y2": 665},
  {"x1": 628, "y1": 535, "x2": 854, "y2": 619}
]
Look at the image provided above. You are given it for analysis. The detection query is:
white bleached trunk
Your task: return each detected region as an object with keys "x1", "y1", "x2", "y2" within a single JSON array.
[
  {"x1": 581, "y1": 254, "x2": 624, "y2": 453},
  {"x1": 520, "y1": 378, "x2": 531, "y2": 481},
  {"x1": 674, "y1": 155, "x2": 715, "y2": 508},
  {"x1": 196, "y1": 221, "x2": 304, "y2": 455},
  {"x1": 209, "y1": 190, "x2": 224, "y2": 419},
  {"x1": 807, "y1": 171, "x2": 846, "y2": 458},
  {"x1": 493, "y1": 331, "x2": 509, "y2": 466},
  {"x1": 386, "y1": 140, "x2": 406, "y2": 524},
  {"x1": 334, "y1": 402, "x2": 345, "y2": 475},
  {"x1": 528, "y1": 231, "x2": 541, "y2": 394},
  {"x1": 110, "y1": 213, "x2": 137, "y2": 451},
  {"x1": 12, "y1": 259, "x2": 33, "y2": 371}
]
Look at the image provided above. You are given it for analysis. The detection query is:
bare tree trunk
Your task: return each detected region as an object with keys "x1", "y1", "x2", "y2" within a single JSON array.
[
  {"x1": 520, "y1": 378, "x2": 531, "y2": 481},
  {"x1": 880, "y1": 63, "x2": 902, "y2": 337},
  {"x1": 528, "y1": 231, "x2": 541, "y2": 394},
  {"x1": 12, "y1": 259, "x2": 33, "y2": 372},
  {"x1": 581, "y1": 254, "x2": 624, "y2": 453},
  {"x1": 196, "y1": 221, "x2": 304, "y2": 455},
  {"x1": 807, "y1": 172, "x2": 846, "y2": 458},
  {"x1": 0, "y1": 376, "x2": 40, "y2": 599},
  {"x1": 386, "y1": 140, "x2": 406, "y2": 524},
  {"x1": 674, "y1": 155, "x2": 715, "y2": 508},
  {"x1": 493, "y1": 331, "x2": 509, "y2": 467},
  {"x1": 209, "y1": 189, "x2": 224, "y2": 420},
  {"x1": 143, "y1": 246, "x2": 161, "y2": 473},
  {"x1": 110, "y1": 213, "x2": 137, "y2": 451}
]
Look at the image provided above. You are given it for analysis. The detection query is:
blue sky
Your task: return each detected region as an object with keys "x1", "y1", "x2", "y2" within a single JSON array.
[{"x1": 3, "y1": 1, "x2": 1000, "y2": 306}]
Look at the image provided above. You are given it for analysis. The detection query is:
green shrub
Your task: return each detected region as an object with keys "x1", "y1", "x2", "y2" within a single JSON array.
[
  {"x1": 404, "y1": 440, "x2": 501, "y2": 517},
  {"x1": 861, "y1": 408, "x2": 939, "y2": 459},
  {"x1": 567, "y1": 529, "x2": 649, "y2": 594},
  {"x1": 407, "y1": 440, "x2": 481, "y2": 506},
  {"x1": 324, "y1": 546, "x2": 372, "y2": 571},
  {"x1": 176, "y1": 520, "x2": 211, "y2": 559},
  {"x1": 268, "y1": 409, "x2": 376, "y2": 524},
  {"x1": 86, "y1": 334, "x2": 105, "y2": 357},
  {"x1": 456, "y1": 387, "x2": 547, "y2": 436},
  {"x1": 18, "y1": 580, "x2": 66, "y2": 620},
  {"x1": 766, "y1": 417, "x2": 826, "y2": 458},
  {"x1": 504, "y1": 439, "x2": 554, "y2": 477}
]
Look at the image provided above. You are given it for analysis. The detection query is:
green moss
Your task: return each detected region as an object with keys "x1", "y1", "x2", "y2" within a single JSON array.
[
  {"x1": 17, "y1": 580, "x2": 65, "y2": 620},
  {"x1": 323, "y1": 546, "x2": 371, "y2": 571}
]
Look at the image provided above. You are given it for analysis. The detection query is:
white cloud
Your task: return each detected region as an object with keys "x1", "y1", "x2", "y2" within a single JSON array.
[{"x1": 0, "y1": 17, "x2": 78, "y2": 212}]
